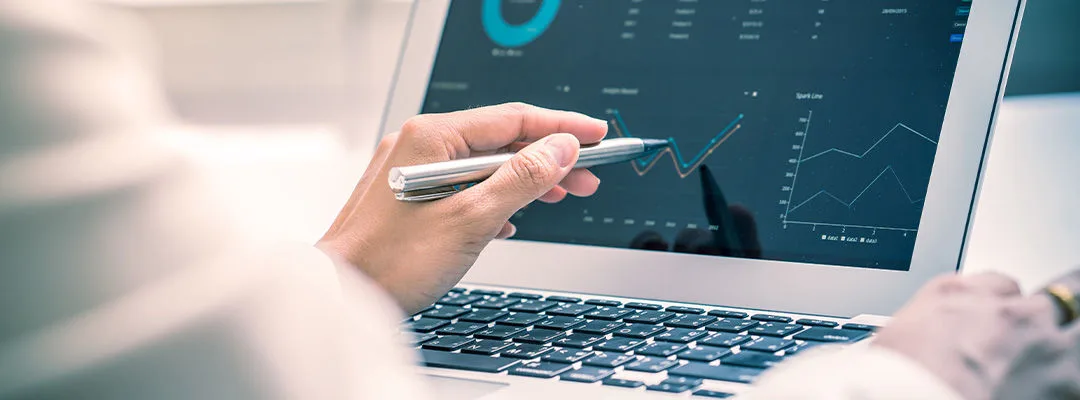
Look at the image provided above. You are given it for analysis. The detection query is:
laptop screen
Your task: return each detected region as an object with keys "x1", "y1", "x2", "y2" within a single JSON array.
[{"x1": 418, "y1": 0, "x2": 971, "y2": 271}]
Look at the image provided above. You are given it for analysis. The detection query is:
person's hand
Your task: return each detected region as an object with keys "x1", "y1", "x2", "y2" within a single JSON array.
[
  {"x1": 874, "y1": 270, "x2": 1080, "y2": 400},
  {"x1": 317, "y1": 103, "x2": 607, "y2": 313}
]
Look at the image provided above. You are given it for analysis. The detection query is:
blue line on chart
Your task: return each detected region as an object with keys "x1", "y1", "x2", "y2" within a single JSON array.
[{"x1": 611, "y1": 109, "x2": 744, "y2": 177}]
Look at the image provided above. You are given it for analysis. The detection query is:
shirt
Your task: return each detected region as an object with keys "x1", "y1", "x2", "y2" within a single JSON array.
[{"x1": 0, "y1": 2, "x2": 963, "y2": 399}]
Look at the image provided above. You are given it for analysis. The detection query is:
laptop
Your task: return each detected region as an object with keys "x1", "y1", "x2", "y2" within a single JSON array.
[{"x1": 381, "y1": 0, "x2": 1025, "y2": 398}]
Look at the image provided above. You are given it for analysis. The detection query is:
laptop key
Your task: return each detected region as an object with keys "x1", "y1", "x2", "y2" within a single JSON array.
[
  {"x1": 582, "y1": 306, "x2": 633, "y2": 321},
  {"x1": 665, "y1": 314, "x2": 718, "y2": 329},
  {"x1": 647, "y1": 377, "x2": 702, "y2": 393},
  {"x1": 613, "y1": 323, "x2": 667, "y2": 339},
  {"x1": 546, "y1": 303, "x2": 597, "y2": 317},
  {"x1": 507, "y1": 292, "x2": 543, "y2": 299},
  {"x1": 624, "y1": 310, "x2": 676, "y2": 324},
  {"x1": 498, "y1": 313, "x2": 544, "y2": 327},
  {"x1": 584, "y1": 299, "x2": 622, "y2": 307},
  {"x1": 722, "y1": 351, "x2": 783, "y2": 369},
  {"x1": 749, "y1": 322, "x2": 804, "y2": 337},
  {"x1": 435, "y1": 322, "x2": 487, "y2": 336},
  {"x1": 624, "y1": 356, "x2": 679, "y2": 373},
  {"x1": 460, "y1": 339, "x2": 514, "y2": 355},
  {"x1": 544, "y1": 348, "x2": 596, "y2": 363},
  {"x1": 636, "y1": 342, "x2": 688, "y2": 357},
  {"x1": 841, "y1": 323, "x2": 879, "y2": 331},
  {"x1": 501, "y1": 343, "x2": 554, "y2": 359},
  {"x1": 448, "y1": 287, "x2": 467, "y2": 293},
  {"x1": 794, "y1": 327, "x2": 871, "y2": 343},
  {"x1": 422, "y1": 306, "x2": 470, "y2": 320},
  {"x1": 436, "y1": 294, "x2": 483, "y2": 306},
  {"x1": 699, "y1": 332, "x2": 752, "y2": 348},
  {"x1": 669, "y1": 362, "x2": 763, "y2": 384},
  {"x1": 667, "y1": 306, "x2": 706, "y2": 314},
  {"x1": 796, "y1": 318, "x2": 839, "y2": 328},
  {"x1": 785, "y1": 340, "x2": 826, "y2": 356},
  {"x1": 582, "y1": 352, "x2": 637, "y2": 368},
  {"x1": 535, "y1": 316, "x2": 585, "y2": 331},
  {"x1": 694, "y1": 389, "x2": 735, "y2": 398},
  {"x1": 602, "y1": 378, "x2": 645, "y2": 388},
  {"x1": 542, "y1": 348, "x2": 595, "y2": 364},
  {"x1": 459, "y1": 309, "x2": 509, "y2": 323},
  {"x1": 474, "y1": 325, "x2": 525, "y2": 340},
  {"x1": 420, "y1": 349, "x2": 517, "y2": 373},
  {"x1": 705, "y1": 319, "x2": 759, "y2": 333},
  {"x1": 594, "y1": 337, "x2": 645, "y2": 352},
  {"x1": 646, "y1": 383, "x2": 695, "y2": 393},
  {"x1": 707, "y1": 310, "x2": 749, "y2": 319},
  {"x1": 655, "y1": 327, "x2": 710, "y2": 343},
  {"x1": 509, "y1": 361, "x2": 574, "y2": 378},
  {"x1": 553, "y1": 333, "x2": 604, "y2": 349},
  {"x1": 560, "y1": 366, "x2": 615, "y2": 383},
  {"x1": 678, "y1": 346, "x2": 731, "y2": 362},
  {"x1": 472, "y1": 297, "x2": 520, "y2": 309},
  {"x1": 513, "y1": 328, "x2": 565, "y2": 344},
  {"x1": 468, "y1": 289, "x2": 504, "y2": 296},
  {"x1": 741, "y1": 336, "x2": 796, "y2": 353},
  {"x1": 410, "y1": 318, "x2": 449, "y2": 333},
  {"x1": 574, "y1": 320, "x2": 624, "y2": 335},
  {"x1": 412, "y1": 333, "x2": 438, "y2": 345},
  {"x1": 508, "y1": 300, "x2": 558, "y2": 313},
  {"x1": 546, "y1": 295, "x2": 582, "y2": 303},
  {"x1": 421, "y1": 336, "x2": 474, "y2": 351},
  {"x1": 624, "y1": 302, "x2": 664, "y2": 310},
  {"x1": 751, "y1": 314, "x2": 793, "y2": 323}
]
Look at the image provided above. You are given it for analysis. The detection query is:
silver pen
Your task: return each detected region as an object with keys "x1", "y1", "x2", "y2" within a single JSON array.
[{"x1": 388, "y1": 137, "x2": 670, "y2": 201}]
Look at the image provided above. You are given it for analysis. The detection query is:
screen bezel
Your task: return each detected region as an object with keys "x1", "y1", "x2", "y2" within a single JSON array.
[{"x1": 380, "y1": 0, "x2": 1026, "y2": 317}]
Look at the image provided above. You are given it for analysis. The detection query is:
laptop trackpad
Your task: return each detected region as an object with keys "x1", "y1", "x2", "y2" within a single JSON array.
[{"x1": 425, "y1": 375, "x2": 508, "y2": 400}]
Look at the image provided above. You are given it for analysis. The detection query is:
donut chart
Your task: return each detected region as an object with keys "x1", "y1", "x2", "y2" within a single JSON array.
[{"x1": 482, "y1": 0, "x2": 561, "y2": 48}]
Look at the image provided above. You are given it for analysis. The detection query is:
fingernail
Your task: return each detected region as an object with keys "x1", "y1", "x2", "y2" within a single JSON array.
[
  {"x1": 545, "y1": 134, "x2": 579, "y2": 168},
  {"x1": 592, "y1": 117, "x2": 608, "y2": 128}
]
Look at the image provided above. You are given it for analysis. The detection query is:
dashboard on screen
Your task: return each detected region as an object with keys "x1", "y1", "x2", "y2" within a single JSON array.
[{"x1": 419, "y1": 0, "x2": 973, "y2": 271}]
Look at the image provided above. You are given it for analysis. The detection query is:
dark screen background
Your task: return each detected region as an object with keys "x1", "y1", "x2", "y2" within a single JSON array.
[{"x1": 420, "y1": 0, "x2": 971, "y2": 270}]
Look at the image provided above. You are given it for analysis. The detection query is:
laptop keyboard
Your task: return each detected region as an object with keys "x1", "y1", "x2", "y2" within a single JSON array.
[{"x1": 405, "y1": 287, "x2": 876, "y2": 397}]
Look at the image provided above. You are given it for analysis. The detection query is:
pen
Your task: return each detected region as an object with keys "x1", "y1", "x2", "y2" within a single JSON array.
[{"x1": 388, "y1": 137, "x2": 670, "y2": 201}]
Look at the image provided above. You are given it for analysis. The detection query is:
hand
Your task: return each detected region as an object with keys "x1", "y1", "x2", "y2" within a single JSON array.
[
  {"x1": 874, "y1": 270, "x2": 1080, "y2": 400},
  {"x1": 318, "y1": 103, "x2": 607, "y2": 313}
]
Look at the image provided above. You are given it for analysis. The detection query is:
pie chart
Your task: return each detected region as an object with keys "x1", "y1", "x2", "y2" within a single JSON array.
[{"x1": 482, "y1": 0, "x2": 561, "y2": 48}]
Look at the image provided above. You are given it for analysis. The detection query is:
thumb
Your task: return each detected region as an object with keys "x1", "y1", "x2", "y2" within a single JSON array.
[{"x1": 462, "y1": 133, "x2": 579, "y2": 219}]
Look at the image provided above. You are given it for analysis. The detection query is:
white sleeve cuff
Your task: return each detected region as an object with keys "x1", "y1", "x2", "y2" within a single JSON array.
[{"x1": 738, "y1": 343, "x2": 965, "y2": 400}]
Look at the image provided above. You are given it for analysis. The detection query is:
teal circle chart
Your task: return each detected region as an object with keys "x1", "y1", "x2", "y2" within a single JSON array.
[{"x1": 482, "y1": 0, "x2": 561, "y2": 48}]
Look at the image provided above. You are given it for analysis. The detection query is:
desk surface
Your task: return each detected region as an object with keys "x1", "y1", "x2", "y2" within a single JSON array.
[{"x1": 181, "y1": 92, "x2": 1080, "y2": 293}]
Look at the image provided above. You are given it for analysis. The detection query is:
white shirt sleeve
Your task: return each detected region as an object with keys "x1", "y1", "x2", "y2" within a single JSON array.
[{"x1": 738, "y1": 343, "x2": 965, "y2": 400}]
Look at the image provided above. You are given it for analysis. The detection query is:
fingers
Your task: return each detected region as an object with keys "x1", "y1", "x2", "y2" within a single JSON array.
[
  {"x1": 395, "y1": 103, "x2": 608, "y2": 163},
  {"x1": 965, "y1": 272, "x2": 1023, "y2": 297},
  {"x1": 495, "y1": 222, "x2": 517, "y2": 239},
  {"x1": 559, "y1": 169, "x2": 601, "y2": 197},
  {"x1": 455, "y1": 133, "x2": 580, "y2": 222},
  {"x1": 446, "y1": 103, "x2": 608, "y2": 151},
  {"x1": 930, "y1": 272, "x2": 1021, "y2": 297},
  {"x1": 538, "y1": 186, "x2": 568, "y2": 203}
]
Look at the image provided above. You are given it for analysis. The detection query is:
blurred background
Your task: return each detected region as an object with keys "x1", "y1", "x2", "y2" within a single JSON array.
[
  {"x1": 104, "y1": 0, "x2": 1078, "y2": 133},
  {"x1": 93, "y1": 0, "x2": 1079, "y2": 287}
]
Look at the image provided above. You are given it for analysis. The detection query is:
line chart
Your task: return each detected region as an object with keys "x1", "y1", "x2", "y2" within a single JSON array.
[
  {"x1": 782, "y1": 110, "x2": 937, "y2": 233},
  {"x1": 785, "y1": 165, "x2": 924, "y2": 214},
  {"x1": 609, "y1": 109, "x2": 744, "y2": 178},
  {"x1": 799, "y1": 123, "x2": 937, "y2": 163}
]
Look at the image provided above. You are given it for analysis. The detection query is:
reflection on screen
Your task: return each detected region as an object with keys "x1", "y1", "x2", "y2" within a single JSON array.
[{"x1": 420, "y1": 0, "x2": 971, "y2": 271}]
